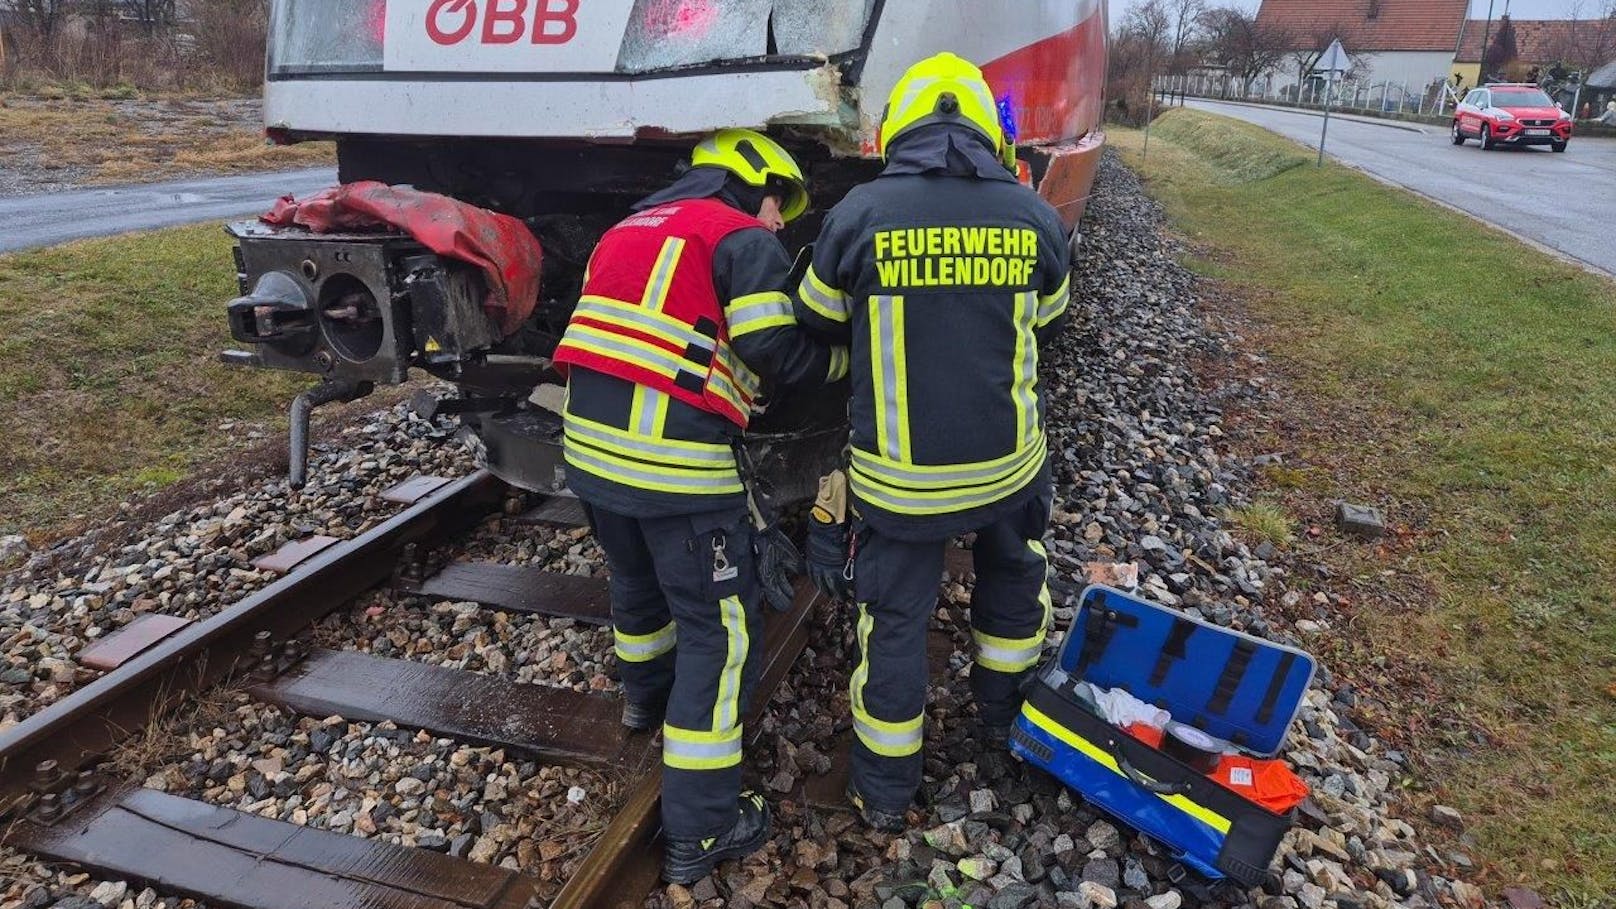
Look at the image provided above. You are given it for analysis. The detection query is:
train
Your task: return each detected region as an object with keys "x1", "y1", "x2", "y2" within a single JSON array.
[{"x1": 222, "y1": 0, "x2": 1110, "y2": 510}]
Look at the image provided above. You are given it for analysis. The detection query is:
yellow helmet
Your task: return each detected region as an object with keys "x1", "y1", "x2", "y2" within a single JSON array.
[
  {"x1": 879, "y1": 52, "x2": 1010, "y2": 167},
  {"x1": 690, "y1": 128, "x2": 810, "y2": 223}
]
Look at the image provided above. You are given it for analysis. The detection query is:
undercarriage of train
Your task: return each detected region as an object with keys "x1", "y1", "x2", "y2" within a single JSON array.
[{"x1": 222, "y1": 137, "x2": 881, "y2": 515}]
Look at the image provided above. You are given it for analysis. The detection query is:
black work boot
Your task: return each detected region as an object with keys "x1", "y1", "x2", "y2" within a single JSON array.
[
  {"x1": 662, "y1": 792, "x2": 771, "y2": 884},
  {"x1": 845, "y1": 782, "x2": 907, "y2": 834},
  {"x1": 977, "y1": 720, "x2": 1012, "y2": 749},
  {"x1": 621, "y1": 694, "x2": 668, "y2": 731}
]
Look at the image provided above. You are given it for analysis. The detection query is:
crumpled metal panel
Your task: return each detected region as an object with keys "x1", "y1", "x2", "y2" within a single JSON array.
[
  {"x1": 618, "y1": 0, "x2": 772, "y2": 73},
  {"x1": 770, "y1": 0, "x2": 876, "y2": 56}
]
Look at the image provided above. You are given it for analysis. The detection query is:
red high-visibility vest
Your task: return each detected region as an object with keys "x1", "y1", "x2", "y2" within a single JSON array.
[{"x1": 553, "y1": 198, "x2": 765, "y2": 428}]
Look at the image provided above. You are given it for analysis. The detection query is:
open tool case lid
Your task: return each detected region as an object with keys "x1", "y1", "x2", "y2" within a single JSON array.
[{"x1": 1050, "y1": 585, "x2": 1318, "y2": 758}]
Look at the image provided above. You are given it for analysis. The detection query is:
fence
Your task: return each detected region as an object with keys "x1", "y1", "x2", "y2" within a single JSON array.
[{"x1": 1152, "y1": 72, "x2": 1456, "y2": 118}]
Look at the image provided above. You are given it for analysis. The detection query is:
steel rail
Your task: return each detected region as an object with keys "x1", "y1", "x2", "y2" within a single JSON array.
[
  {"x1": 552, "y1": 584, "x2": 821, "y2": 909},
  {"x1": 0, "y1": 470, "x2": 507, "y2": 815}
]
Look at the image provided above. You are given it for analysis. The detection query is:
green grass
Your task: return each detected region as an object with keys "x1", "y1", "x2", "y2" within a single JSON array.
[
  {"x1": 1115, "y1": 109, "x2": 1616, "y2": 899},
  {"x1": 0, "y1": 224, "x2": 306, "y2": 539},
  {"x1": 1228, "y1": 501, "x2": 1295, "y2": 548}
]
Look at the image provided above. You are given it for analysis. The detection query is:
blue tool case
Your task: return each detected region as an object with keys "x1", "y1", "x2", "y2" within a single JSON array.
[{"x1": 1009, "y1": 585, "x2": 1318, "y2": 887}]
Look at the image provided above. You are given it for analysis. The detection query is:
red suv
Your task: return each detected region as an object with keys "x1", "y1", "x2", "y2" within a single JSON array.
[{"x1": 1452, "y1": 84, "x2": 1573, "y2": 152}]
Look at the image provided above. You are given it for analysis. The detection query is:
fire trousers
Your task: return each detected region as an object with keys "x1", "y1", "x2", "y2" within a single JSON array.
[
  {"x1": 585, "y1": 502, "x2": 762, "y2": 840},
  {"x1": 848, "y1": 486, "x2": 1054, "y2": 813}
]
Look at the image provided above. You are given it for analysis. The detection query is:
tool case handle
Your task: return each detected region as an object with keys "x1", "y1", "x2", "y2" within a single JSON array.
[{"x1": 1108, "y1": 735, "x2": 1193, "y2": 796}]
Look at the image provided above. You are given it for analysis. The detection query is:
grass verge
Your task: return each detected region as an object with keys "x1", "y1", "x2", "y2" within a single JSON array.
[
  {"x1": 0, "y1": 93, "x2": 331, "y2": 187},
  {"x1": 1114, "y1": 109, "x2": 1616, "y2": 900},
  {"x1": 0, "y1": 224, "x2": 309, "y2": 540}
]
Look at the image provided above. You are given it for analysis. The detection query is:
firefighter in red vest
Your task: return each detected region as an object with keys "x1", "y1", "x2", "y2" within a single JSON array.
[{"x1": 551, "y1": 129, "x2": 848, "y2": 884}]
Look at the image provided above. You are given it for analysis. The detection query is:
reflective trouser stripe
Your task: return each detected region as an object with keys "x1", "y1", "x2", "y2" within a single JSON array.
[
  {"x1": 663, "y1": 723, "x2": 743, "y2": 771},
  {"x1": 615, "y1": 621, "x2": 676, "y2": 662},
  {"x1": 713, "y1": 596, "x2": 748, "y2": 732},
  {"x1": 850, "y1": 604, "x2": 924, "y2": 758},
  {"x1": 1021, "y1": 701, "x2": 1232, "y2": 834},
  {"x1": 1012, "y1": 290, "x2": 1040, "y2": 446},
  {"x1": 727, "y1": 291, "x2": 796, "y2": 338},
  {"x1": 827, "y1": 346, "x2": 850, "y2": 382},
  {"x1": 797, "y1": 264, "x2": 850, "y2": 323},
  {"x1": 641, "y1": 238, "x2": 686, "y2": 311},
  {"x1": 1038, "y1": 275, "x2": 1071, "y2": 326},
  {"x1": 869, "y1": 295, "x2": 911, "y2": 462},
  {"x1": 974, "y1": 536, "x2": 1052, "y2": 673}
]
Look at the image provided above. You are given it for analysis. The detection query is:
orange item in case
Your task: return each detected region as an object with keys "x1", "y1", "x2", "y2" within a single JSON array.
[
  {"x1": 1125, "y1": 722, "x2": 1164, "y2": 748},
  {"x1": 1210, "y1": 755, "x2": 1310, "y2": 814}
]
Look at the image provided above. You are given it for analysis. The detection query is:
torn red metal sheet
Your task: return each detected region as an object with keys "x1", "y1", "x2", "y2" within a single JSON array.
[{"x1": 262, "y1": 182, "x2": 542, "y2": 335}]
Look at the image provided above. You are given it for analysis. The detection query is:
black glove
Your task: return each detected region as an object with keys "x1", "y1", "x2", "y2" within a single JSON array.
[
  {"x1": 756, "y1": 525, "x2": 804, "y2": 613},
  {"x1": 806, "y1": 507, "x2": 852, "y2": 602}
]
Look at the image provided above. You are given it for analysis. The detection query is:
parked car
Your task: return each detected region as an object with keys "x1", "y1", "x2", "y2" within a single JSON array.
[{"x1": 1452, "y1": 84, "x2": 1573, "y2": 152}]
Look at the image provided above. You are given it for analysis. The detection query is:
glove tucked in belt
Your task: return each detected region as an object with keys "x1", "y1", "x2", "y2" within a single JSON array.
[{"x1": 807, "y1": 470, "x2": 852, "y2": 602}]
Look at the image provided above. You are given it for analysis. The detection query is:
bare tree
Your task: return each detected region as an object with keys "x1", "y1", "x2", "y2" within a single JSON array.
[
  {"x1": 1198, "y1": 5, "x2": 1292, "y2": 94},
  {"x1": 1546, "y1": 0, "x2": 1616, "y2": 73},
  {"x1": 11, "y1": 0, "x2": 71, "y2": 40},
  {"x1": 1123, "y1": 0, "x2": 1173, "y2": 71},
  {"x1": 1168, "y1": 0, "x2": 1204, "y2": 69},
  {"x1": 121, "y1": 0, "x2": 176, "y2": 34}
]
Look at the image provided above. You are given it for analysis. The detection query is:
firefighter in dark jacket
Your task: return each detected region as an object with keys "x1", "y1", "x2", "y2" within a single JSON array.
[
  {"x1": 551, "y1": 129, "x2": 848, "y2": 883},
  {"x1": 796, "y1": 54, "x2": 1072, "y2": 831}
]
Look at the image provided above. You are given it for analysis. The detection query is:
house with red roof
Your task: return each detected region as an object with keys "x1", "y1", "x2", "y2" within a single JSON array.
[
  {"x1": 1451, "y1": 15, "x2": 1616, "y2": 86},
  {"x1": 1254, "y1": 0, "x2": 1471, "y2": 96}
]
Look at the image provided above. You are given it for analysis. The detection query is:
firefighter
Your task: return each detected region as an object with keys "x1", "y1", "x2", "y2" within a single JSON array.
[
  {"x1": 551, "y1": 129, "x2": 849, "y2": 883},
  {"x1": 796, "y1": 53, "x2": 1072, "y2": 831}
]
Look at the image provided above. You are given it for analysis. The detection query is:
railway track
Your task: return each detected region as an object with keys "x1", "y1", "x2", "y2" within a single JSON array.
[{"x1": 0, "y1": 469, "x2": 823, "y2": 909}]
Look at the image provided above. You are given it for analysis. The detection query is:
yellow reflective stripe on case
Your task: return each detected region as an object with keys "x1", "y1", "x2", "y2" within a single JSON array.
[
  {"x1": 1020, "y1": 702, "x2": 1232, "y2": 834},
  {"x1": 614, "y1": 621, "x2": 676, "y2": 662},
  {"x1": 868, "y1": 295, "x2": 911, "y2": 462},
  {"x1": 727, "y1": 291, "x2": 797, "y2": 338},
  {"x1": 663, "y1": 723, "x2": 743, "y2": 770},
  {"x1": 1038, "y1": 275, "x2": 1071, "y2": 326},
  {"x1": 798, "y1": 264, "x2": 851, "y2": 323},
  {"x1": 713, "y1": 596, "x2": 749, "y2": 732},
  {"x1": 850, "y1": 603, "x2": 924, "y2": 757},
  {"x1": 641, "y1": 237, "x2": 687, "y2": 311}
]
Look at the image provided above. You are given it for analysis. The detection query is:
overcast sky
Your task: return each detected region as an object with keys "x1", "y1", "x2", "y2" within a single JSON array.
[{"x1": 1106, "y1": 0, "x2": 1596, "y2": 29}]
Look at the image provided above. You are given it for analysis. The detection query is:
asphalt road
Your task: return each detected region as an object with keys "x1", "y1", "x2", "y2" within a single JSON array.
[
  {"x1": 1185, "y1": 99, "x2": 1616, "y2": 277},
  {"x1": 0, "y1": 167, "x2": 338, "y2": 254}
]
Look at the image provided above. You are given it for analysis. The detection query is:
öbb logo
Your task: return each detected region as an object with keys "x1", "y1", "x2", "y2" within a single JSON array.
[{"x1": 426, "y1": 0, "x2": 582, "y2": 46}]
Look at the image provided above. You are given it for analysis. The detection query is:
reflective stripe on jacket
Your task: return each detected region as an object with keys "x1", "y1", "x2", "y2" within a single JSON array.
[{"x1": 554, "y1": 198, "x2": 767, "y2": 429}]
